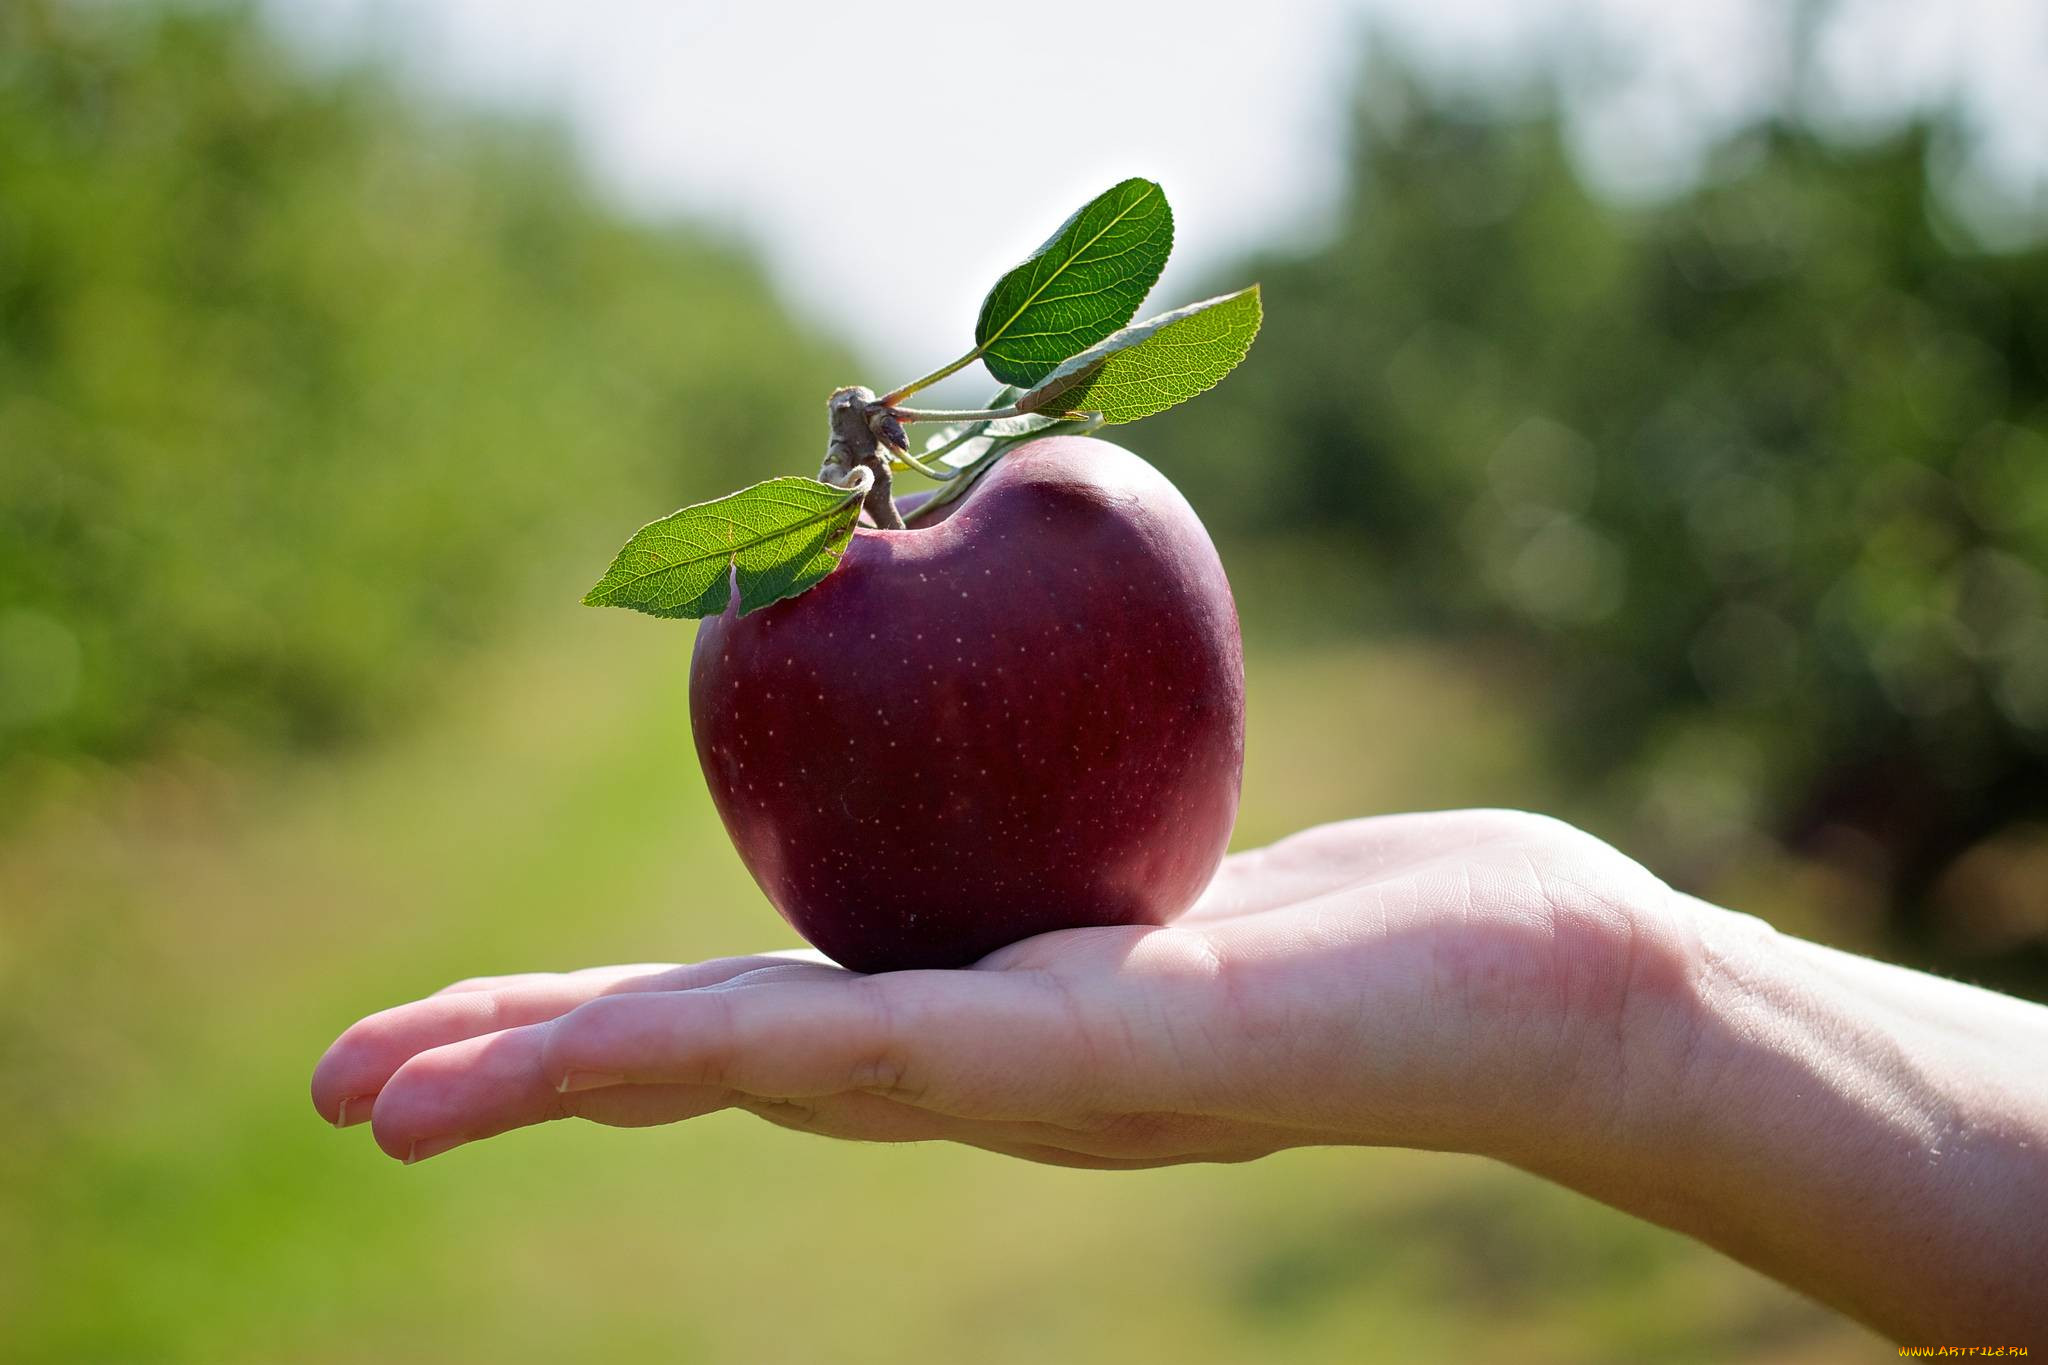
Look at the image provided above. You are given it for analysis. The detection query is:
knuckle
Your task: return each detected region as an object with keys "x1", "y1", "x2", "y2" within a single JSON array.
[
  {"x1": 846, "y1": 980, "x2": 922, "y2": 1100},
  {"x1": 688, "y1": 990, "x2": 740, "y2": 1088}
]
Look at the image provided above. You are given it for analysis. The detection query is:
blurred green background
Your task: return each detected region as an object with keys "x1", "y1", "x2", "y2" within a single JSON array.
[{"x1": 5, "y1": 0, "x2": 2043, "y2": 1359}]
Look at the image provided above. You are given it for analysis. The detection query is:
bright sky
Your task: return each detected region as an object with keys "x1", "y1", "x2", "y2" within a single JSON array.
[{"x1": 272, "y1": 0, "x2": 2047, "y2": 395}]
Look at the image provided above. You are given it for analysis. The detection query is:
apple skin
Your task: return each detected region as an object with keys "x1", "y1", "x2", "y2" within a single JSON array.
[{"x1": 689, "y1": 435, "x2": 1245, "y2": 973}]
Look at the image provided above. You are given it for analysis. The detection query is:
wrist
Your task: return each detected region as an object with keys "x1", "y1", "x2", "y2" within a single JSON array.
[
  {"x1": 1443, "y1": 868, "x2": 1728, "y2": 1181},
  {"x1": 1547, "y1": 896, "x2": 1787, "y2": 1224},
  {"x1": 1505, "y1": 897, "x2": 1850, "y2": 1225},
  {"x1": 1512, "y1": 892, "x2": 2048, "y2": 1340},
  {"x1": 1341, "y1": 848, "x2": 1725, "y2": 1172}
]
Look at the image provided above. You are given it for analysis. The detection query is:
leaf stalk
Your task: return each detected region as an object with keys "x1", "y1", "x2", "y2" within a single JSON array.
[
  {"x1": 877, "y1": 348, "x2": 982, "y2": 407},
  {"x1": 892, "y1": 404, "x2": 1022, "y2": 424}
]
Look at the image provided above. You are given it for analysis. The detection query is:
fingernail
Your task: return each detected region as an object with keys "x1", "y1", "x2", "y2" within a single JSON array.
[
  {"x1": 334, "y1": 1095, "x2": 373, "y2": 1129},
  {"x1": 404, "y1": 1136, "x2": 462, "y2": 1165},
  {"x1": 557, "y1": 1069, "x2": 626, "y2": 1094}
]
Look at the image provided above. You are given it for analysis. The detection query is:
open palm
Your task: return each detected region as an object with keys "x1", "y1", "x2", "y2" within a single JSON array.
[{"x1": 313, "y1": 810, "x2": 1697, "y2": 1168}]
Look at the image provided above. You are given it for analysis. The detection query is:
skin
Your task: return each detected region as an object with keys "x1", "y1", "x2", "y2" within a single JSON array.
[{"x1": 312, "y1": 808, "x2": 2048, "y2": 1342}]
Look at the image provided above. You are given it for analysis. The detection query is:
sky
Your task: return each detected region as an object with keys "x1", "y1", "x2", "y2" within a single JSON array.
[{"x1": 271, "y1": 0, "x2": 2048, "y2": 396}]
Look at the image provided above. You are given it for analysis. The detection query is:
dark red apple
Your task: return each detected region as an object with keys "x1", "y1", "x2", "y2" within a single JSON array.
[{"x1": 689, "y1": 435, "x2": 1243, "y2": 972}]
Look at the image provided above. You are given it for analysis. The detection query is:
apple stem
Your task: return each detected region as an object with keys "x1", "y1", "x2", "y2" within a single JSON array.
[{"x1": 820, "y1": 386, "x2": 906, "y2": 529}]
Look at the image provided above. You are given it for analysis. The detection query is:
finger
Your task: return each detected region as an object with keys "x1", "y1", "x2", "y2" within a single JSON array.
[
  {"x1": 368, "y1": 1020, "x2": 734, "y2": 1162},
  {"x1": 736, "y1": 1090, "x2": 957, "y2": 1145},
  {"x1": 873, "y1": 1106, "x2": 1297, "y2": 1165},
  {"x1": 748, "y1": 1094, "x2": 1192, "y2": 1168},
  {"x1": 375, "y1": 1027, "x2": 950, "y2": 1161},
  {"x1": 431, "y1": 950, "x2": 831, "y2": 997},
  {"x1": 313, "y1": 954, "x2": 828, "y2": 1125},
  {"x1": 560, "y1": 1082, "x2": 738, "y2": 1130},
  {"x1": 543, "y1": 969, "x2": 1090, "y2": 1118},
  {"x1": 959, "y1": 1138, "x2": 1190, "y2": 1171},
  {"x1": 541, "y1": 958, "x2": 1201, "y2": 1123},
  {"x1": 430, "y1": 963, "x2": 681, "y2": 997}
]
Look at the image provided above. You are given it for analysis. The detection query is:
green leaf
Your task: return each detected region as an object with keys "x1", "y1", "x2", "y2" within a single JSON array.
[
  {"x1": 582, "y1": 475, "x2": 867, "y2": 619},
  {"x1": 1015, "y1": 285, "x2": 1262, "y2": 424},
  {"x1": 974, "y1": 178, "x2": 1173, "y2": 388}
]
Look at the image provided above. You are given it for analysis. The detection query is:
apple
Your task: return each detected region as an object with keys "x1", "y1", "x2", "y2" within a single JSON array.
[{"x1": 689, "y1": 435, "x2": 1244, "y2": 972}]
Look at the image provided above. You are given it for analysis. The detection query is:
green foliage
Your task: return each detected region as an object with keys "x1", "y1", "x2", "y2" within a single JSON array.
[
  {"x1": 587, "y1": 177, "x2": 1253, "y2": 613},
  {"x1": 974, "y1": 177, "x2": 1174, "y2": 387},
  {"x1": 583, "y1": 476, "x2": 867, "y2": 619},
  {"x1": 1020, "y1": 286, "x2": 1263, "y2": 423},
  {"x1": 1149, "y1": 62, "x2": 2048, "y2": 956},
  {"x1": 0, "y1": 0, "x2": 847, "y2": 767}
]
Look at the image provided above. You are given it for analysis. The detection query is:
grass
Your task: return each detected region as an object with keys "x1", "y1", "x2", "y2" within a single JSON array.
[{"x1": 0, "y1": 600, "x2": 1882, "y2": 1363}]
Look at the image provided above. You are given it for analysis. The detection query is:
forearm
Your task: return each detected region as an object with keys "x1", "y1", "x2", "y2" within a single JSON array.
[{"x1": 1519, "y1": 897, "x2": 2048, "y2": 1342}]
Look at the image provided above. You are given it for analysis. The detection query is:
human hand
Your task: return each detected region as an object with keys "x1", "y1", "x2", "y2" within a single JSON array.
[
  {"x1": 312, "y1": 809, "x2": 1702, "y2": 1169},
  {"x1": 313, "y1": 807, "x2": 2048, "y2": 1341}
]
